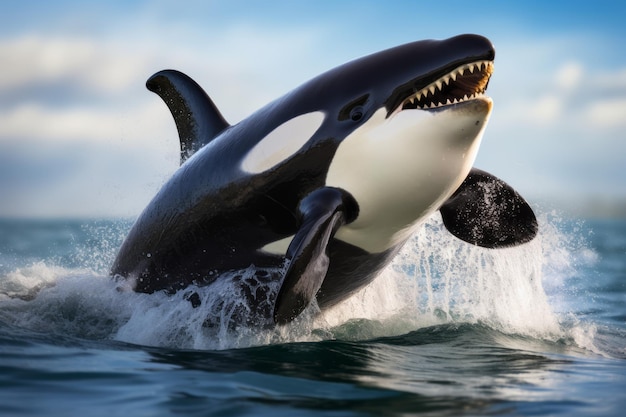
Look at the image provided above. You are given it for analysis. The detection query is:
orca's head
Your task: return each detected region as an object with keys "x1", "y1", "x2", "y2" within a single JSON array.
[
  {"x1": 240, "y1": 35, "x2": 495, "y2": 253},
  {"x1": 321, "y1": 34, "x2": 496, "y2": 252}
]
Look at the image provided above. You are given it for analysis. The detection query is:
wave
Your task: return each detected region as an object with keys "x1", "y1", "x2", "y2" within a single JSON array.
[{"x1": 0, "y1": 212, "x2": 614, "y2": 356}]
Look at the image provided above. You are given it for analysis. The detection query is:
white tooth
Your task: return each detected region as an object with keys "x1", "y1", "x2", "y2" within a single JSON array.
[
  {"x1": 428, "y1": 85, "x2": 435, "y2": 95},
  {"x1": 446, "y1": 99, "x2": 452, "y2": 105},
  {"x1": 435, "y1": 80, "x2": 443, "y2": 91},
  {"x1": 416, "y1": 92, "x2": 423, "y2": 101},
  {"x1": 468, "y1": 64, "x2": 475, "y2": 73},
  {"x1": 450, "y1": 72, "x2": 457, "y2": 82},
  {"x1": 463, "y1": 94, "x2": 469, "y2": 101},
  {"x1": 442, "y1": 75, "x2": 450, "y2": 85},
  {"x1": 459, "y1": 68, "x2": 465, "y2": 76}
]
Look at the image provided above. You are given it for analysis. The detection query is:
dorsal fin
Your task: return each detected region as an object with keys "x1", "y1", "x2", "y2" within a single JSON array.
[{"x1": 146, "y1": 70, "x2": 229, "y2": 164}]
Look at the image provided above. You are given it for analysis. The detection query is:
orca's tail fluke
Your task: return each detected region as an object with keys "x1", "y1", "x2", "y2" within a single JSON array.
[{"x1": 147, "y1": 70, "x2": 229, "y2": 164}]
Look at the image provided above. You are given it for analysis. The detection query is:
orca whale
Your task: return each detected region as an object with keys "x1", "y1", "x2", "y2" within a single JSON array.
[{"x1": 111, "y1": 34, "x2": 538, "y2": 325}]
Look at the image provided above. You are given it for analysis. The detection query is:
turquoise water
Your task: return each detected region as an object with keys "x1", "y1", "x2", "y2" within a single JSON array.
[{"x1": 0, "y1": 214, "x2": 625, "y2": 416}]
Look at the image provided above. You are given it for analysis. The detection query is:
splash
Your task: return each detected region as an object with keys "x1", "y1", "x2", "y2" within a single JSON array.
[
  {"x1": 319, "y1": 213, "x2": 561, "y2": 339},
  {"x1": 0, "y1": 212, "x2": 604, "y2": 352},
  {"x1": 0, "y1": 266, "x2": 133, "y2": 340}
]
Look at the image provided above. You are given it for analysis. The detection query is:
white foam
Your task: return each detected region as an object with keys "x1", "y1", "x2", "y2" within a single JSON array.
[{"x1": 0, "y1": 266, "x2": 134, "y2": 339}]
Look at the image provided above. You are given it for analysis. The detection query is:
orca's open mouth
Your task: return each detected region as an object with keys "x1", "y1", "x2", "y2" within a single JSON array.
[{"x1": 390, "y1": 60, "x2": 494, "y2": 114}]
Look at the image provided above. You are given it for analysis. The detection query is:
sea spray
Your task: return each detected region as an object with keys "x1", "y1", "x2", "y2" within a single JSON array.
[
  {"x1": 0, "y1": 212, "x2": 602, "y2": 352},
  {"x1": 0, "y1": 262, "x2": 63, "y2": 301},
  {"x1": 0, "y1": 267, "x2": 134, "y2": 339},
  {"x1": 320, "y1": 213, "x2": 563, "y2": 341}
]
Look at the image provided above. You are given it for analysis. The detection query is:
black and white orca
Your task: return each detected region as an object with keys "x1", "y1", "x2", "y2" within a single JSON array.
[{"x1": 111, "y1": 34, "x2": 537, "y2": 325}]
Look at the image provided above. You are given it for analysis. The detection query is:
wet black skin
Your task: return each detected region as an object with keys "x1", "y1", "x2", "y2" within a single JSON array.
[{"x1": 111, "y1": 34, "x2": 537, "y2": 324}]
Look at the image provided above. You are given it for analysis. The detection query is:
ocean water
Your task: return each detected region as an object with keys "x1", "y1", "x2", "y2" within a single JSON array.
[{"x1": 0, "y1": 213, "x2": 625, "y2": 416}]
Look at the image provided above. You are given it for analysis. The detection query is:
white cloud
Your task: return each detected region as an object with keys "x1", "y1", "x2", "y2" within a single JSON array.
[
  {"x1": 527, "y1": 95, "x2": 564, "y2": 124},
  {"x1": 0, "y1": 35, "x2": 150, "y2": 95},
  {"x1": 586, "y1": 98, "x2": 626, "y2": 128},
  {"x1": 0, "y1": 100, "x2": 174, "y2": 149},
  {"x1": 555, "y1": 62, "x2": 583, "y2": 91},
  {"x1": 591, "y1": 67, "x2": 626, "y2": 91}
]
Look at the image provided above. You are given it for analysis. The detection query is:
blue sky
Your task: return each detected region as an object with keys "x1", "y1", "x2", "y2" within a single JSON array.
[{"x1": 1, "y1": 1, "x2": 625, "y2": 218}]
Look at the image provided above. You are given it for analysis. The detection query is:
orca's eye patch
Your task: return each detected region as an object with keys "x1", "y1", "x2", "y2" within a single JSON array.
[{"x1": 338, "y1": 94, "x2": 369, "y2": 122}]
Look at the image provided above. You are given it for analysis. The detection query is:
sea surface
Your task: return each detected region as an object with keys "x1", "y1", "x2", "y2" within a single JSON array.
[{"x1": 0, "y1": 213, "x2": 625, "y2": 416}]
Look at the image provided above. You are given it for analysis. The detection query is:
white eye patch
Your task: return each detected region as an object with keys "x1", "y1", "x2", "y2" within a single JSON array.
[{"x1": 241, "y1": 111, "x2": 325, "y2": 173}]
